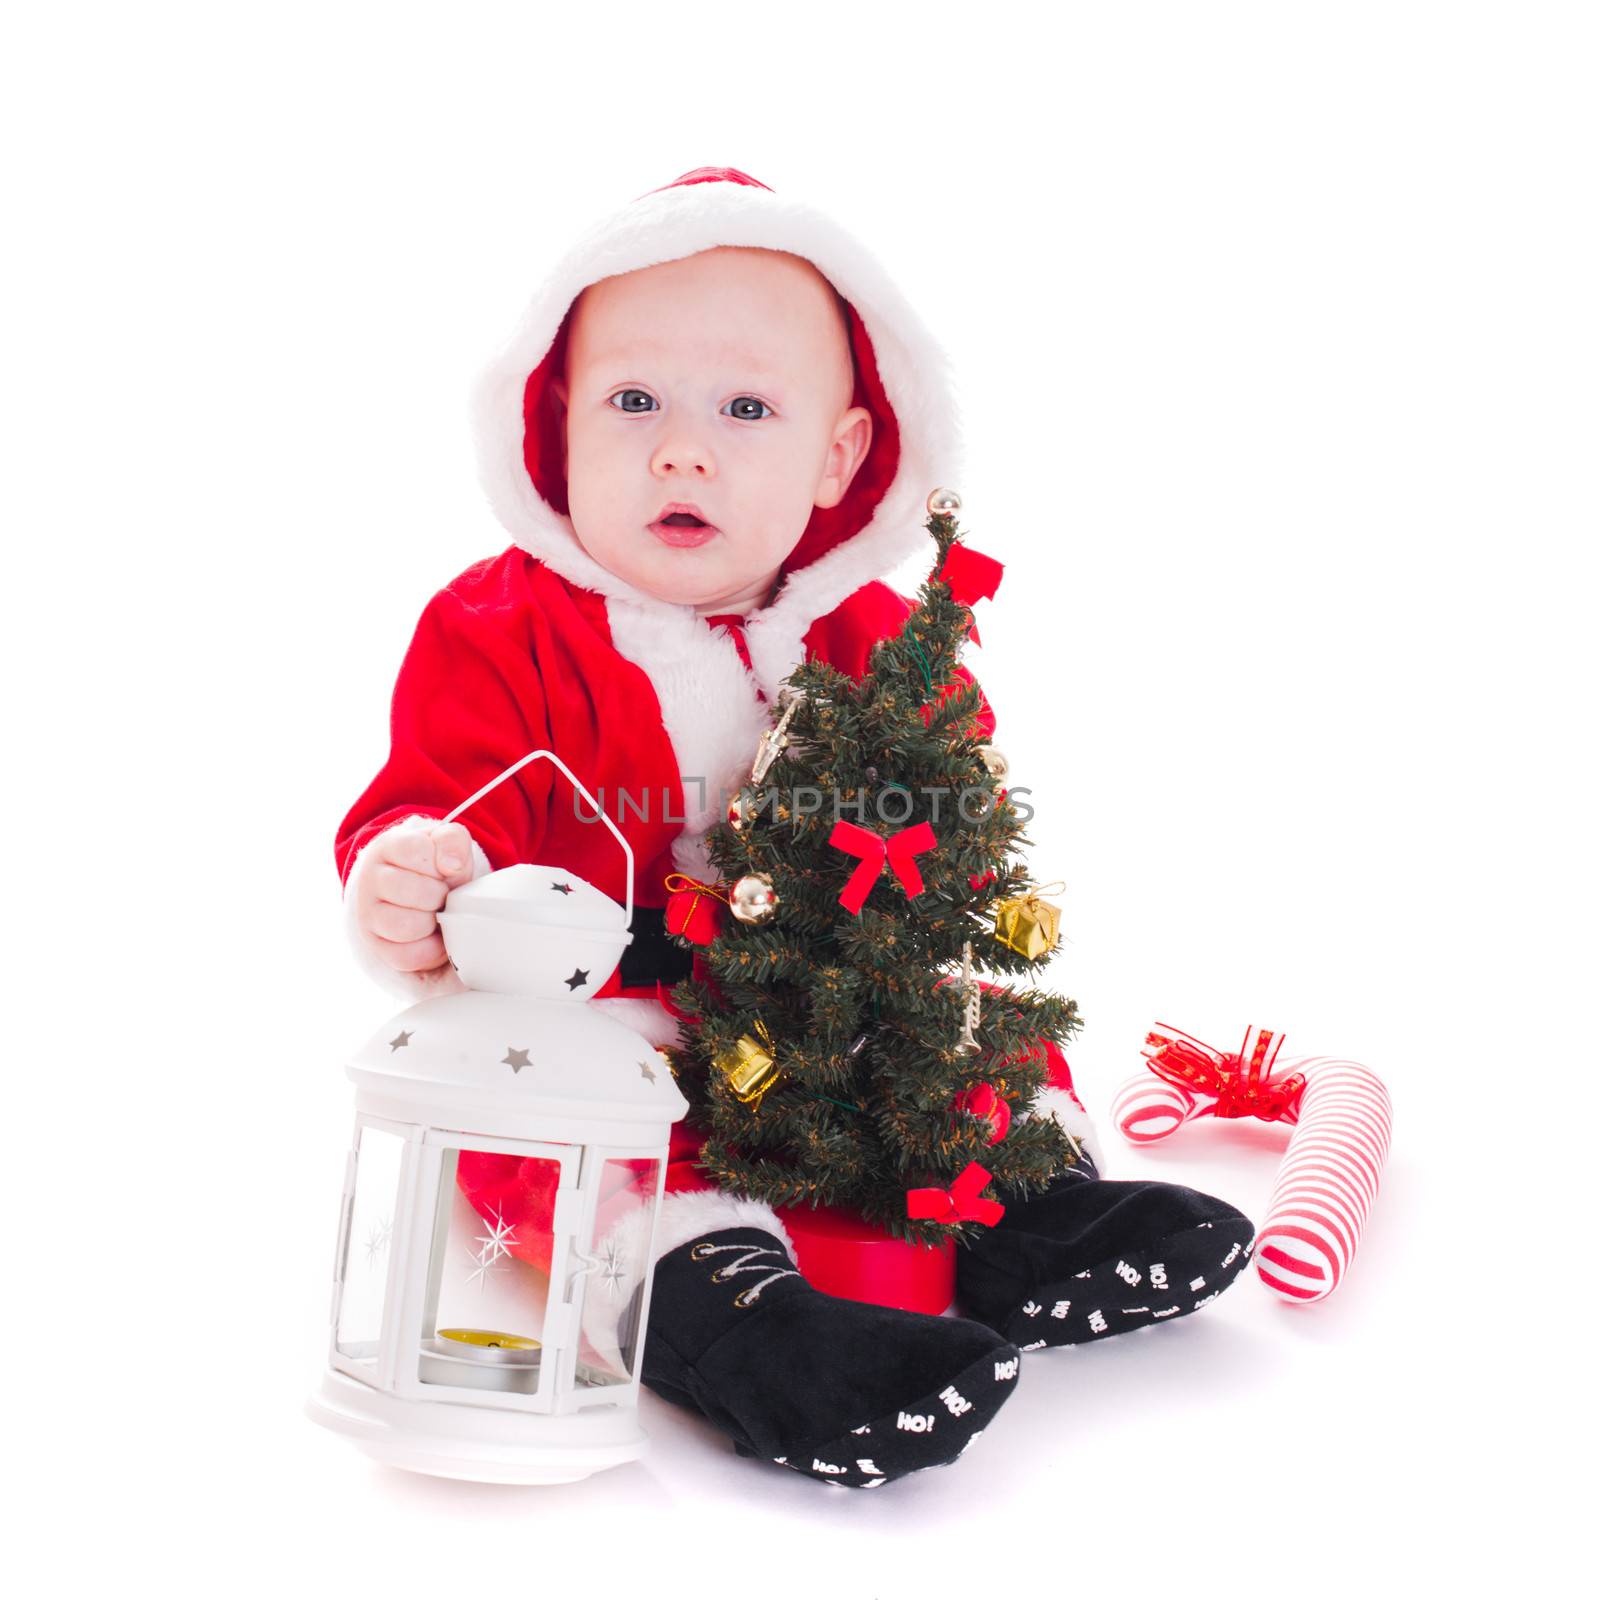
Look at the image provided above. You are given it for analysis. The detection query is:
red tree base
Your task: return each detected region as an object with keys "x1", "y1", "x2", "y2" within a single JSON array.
[{"x1": 775, "y1": 1200, "x2": 956, "y2": 1315}]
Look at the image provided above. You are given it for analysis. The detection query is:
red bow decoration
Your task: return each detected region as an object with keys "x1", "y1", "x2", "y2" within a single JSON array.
[
  {"x1": 1141, "y1": 1022, "x2": 1307, "y2": 1123},
  {"x1": 906, "y1": 1160, "x2": 1005, "y2": 1226},
  {"x1": 937, "y1": 543, "x2": 1005, "y2": 608},
  {"x1": 828, "y1": 819, "x2": 938, "y2": 915}
]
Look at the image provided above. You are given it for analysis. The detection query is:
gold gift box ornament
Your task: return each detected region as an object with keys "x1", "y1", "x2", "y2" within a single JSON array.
[
  {"x1": 991, "y1": 881, "x2": 1066, "y2": 960},
  {"x1": 713, "y1": 1017, "x2": 783, "y2": 1106}
]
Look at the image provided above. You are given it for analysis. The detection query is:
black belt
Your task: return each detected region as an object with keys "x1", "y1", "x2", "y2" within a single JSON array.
[{"x1": 618, "y1": 903, "x2": 695, "y2": 989}]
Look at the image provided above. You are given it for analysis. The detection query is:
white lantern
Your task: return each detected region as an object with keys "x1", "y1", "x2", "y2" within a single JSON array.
[{"x1": 307, "y1": 752, "x2": 689, "y2": 1484}]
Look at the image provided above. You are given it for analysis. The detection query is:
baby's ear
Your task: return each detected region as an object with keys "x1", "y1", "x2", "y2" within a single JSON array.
[
  {"x1": 815, "y1": 405, "x2": 873, "y2": 510},
  {"x1": 549, "y1": 379, "x2": 569, "y2": 468}
]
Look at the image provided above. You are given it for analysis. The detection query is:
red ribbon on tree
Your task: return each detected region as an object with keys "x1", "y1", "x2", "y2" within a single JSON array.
[
  {"x1": 936, "y1": 543, "x2": 1005, "y2": 608},
  {"x1": 906, "y1": 1160, "x2": 1005, "y2": 1226},
  {"x1": 1141, "y1": 1022, "x2": 1307, "y2": 1123},
  {"x1": 827, "y1": 819, "x2": 938, "y2": 915}
]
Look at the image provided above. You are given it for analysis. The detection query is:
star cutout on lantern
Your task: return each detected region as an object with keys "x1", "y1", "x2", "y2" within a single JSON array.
[
  {"x1": 639, "y1": 1058, "x2": 657, "y2": 1084},
  {"x1": 388, "y1": 1030, "x2": 412, "y2": 1052},
  {"x1": 474, "y1": 1210, "x2": 518, "y2": 1258},
  {"x1": 564, "y1": 968, "x2": 590, "y2": 991},
  {"x1": 550, "y1": 881, "x2": 574, "y2": 895},
  {"x1": 364, "y1": 1216, "x2": 393, "y2": 1267},
  {"x1": 598, "y1": 1236, "x2": 630, "y2": 1300},
  {"x1": 503, "y1": 1046, "x2": 532, "y2": 1072},
  {"x1": 466, "y1": 1209, "x2": 520, "y2": 1289}
]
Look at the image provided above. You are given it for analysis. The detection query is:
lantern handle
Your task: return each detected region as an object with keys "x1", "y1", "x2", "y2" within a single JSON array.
[{"x1": 441, "y1": 750, "x2": 634, "y2": 931}]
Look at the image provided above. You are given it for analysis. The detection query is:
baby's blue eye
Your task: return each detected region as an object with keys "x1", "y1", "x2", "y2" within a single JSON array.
[
  {"x1": 607, "y1": 389, "x2": 657, "y2": 414},
  {"x1": 723, "y1": 396, "x2": 774, "y2": 422}
]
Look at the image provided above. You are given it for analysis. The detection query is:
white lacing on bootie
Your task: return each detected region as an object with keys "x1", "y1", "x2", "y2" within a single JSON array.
[{"x1": 689, "y1": 1239, "x2": 802, "y2": 1307}]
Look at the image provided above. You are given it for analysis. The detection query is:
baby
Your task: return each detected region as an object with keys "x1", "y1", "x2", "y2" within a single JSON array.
[{"x1": 336, "y1": 168, "x2": 1254, "y2": 1488}]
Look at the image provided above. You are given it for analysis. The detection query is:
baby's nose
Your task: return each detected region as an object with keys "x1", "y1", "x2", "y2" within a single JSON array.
[{"x1": 650, "y1": 437, "x2": 715, "y2": 476}]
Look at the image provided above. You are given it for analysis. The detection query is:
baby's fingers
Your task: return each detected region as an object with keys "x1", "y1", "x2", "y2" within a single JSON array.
[
  {"x1": 376, "y1": 827, "x2": 448, "y2": 877},
  {"x1": 376, "y1": 930, "x2": 449, "y2": 974},
  {"x1": 367, "y1": 901, "x2": 440, "y2": 945},
  {"x1": 372, "y1": 862, "x2": 450, "y2": 913},
  {"x1": 426, "y1": 822, "x2": 476, "y2": 887}
]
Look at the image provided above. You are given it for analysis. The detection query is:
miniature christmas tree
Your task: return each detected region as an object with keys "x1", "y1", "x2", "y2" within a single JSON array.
[{"x1": 665, "y1": 492, "x2": 1083, "y2": 1248}]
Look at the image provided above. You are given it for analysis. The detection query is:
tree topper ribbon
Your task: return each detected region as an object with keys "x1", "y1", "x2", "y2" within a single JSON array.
[
  {"x1": 1141, "y1": 1022, "x2": 1306, "y2": 1123},
  {"x1": 906, "y1": 1160, "x2": 1005, "y2": 1226},
  {"x1": 937, "y1": 542, "x2": 1005, "y2": 608},
  {"x1": 828, "y1": 819, "x2": 938, "y2": 915}
]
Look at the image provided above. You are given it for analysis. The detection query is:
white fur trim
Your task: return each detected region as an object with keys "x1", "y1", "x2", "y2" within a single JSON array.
[
  {"x1": 1030, "y1": 1085, "x2": 1107, "y2": 1175},
  {"x1": 603, "y1": 598, "x2": 772, "y2": 881},
  {"x1": 580, "y1": 1196, "x2": 659, "y2": 1369},
  {"x1": 648, "y1": 1187, "x2": 796, "y2": 1267},
  {"x1": 342, "y1": 815, "x2": 493, "y2": 1002},
  {"x1": 589, "y1": 996, "x2": 685, "y2": 1049},
  {"x1": 472, "y1": 174, "x2": 962, "y2": 672}
]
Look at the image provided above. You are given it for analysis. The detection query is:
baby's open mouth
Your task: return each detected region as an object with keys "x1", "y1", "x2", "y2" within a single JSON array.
[{"x1": 649, "y1": 509, "x2": 719, "y2": 547}]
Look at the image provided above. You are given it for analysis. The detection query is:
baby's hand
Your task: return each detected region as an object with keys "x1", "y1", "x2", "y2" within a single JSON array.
[{"x1": 355, "y1": 821, "x2": 477, "y2": 974}]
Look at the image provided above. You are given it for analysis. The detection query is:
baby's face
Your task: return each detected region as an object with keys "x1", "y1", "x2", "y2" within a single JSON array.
[{"x1": 552, "y1": 246, "x2": 872, "y2": 612}]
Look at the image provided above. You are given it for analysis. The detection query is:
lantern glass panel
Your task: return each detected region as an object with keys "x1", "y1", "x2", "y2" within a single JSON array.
[
  {"x1": 334, "y1": 1123, "x2": 405, "y2": 1371},
  {"x1": 576, "y1": 1157, "x2": 662, "y2": 1388},
  {"x1": 418, "y1": 1145, "x2": 565, "y2": 1395}
]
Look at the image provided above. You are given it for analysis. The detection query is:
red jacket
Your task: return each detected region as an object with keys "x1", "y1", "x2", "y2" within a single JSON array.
[{"x1": 335, "y1": 545, "x2": 993, "y2": 1004}]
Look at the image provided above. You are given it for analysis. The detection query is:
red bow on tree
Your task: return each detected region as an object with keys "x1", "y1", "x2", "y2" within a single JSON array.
[
  {"x1": 937, "y1": 543, "x2": 1005, "y2": 608},
  {"x1": 936, "y1": 544, "x2": 1004, "y2": 646},
  {"x1": 828, "y1": 819, "x2": 938, "y2": 914},
  {"x1": 906, "y1": 1160, "x2": 1005, "y2": 1226},
  {"x1": 1141, "y1": 1023, "x2": 1306, "y2": 1123}
]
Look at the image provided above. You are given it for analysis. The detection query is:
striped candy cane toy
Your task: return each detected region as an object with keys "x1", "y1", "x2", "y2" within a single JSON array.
[{"x1": 1111, "y1": 1024, "x2": 1392, "y2": 1304}]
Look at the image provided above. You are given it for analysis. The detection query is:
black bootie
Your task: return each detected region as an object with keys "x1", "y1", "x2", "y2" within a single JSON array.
[
  {"x1": 640, "y1": 1227, "x2": 1023, "y2": 1488},
  {"x1": 956, "y1": 1174, "x2": 1255, "y2": 1348}
]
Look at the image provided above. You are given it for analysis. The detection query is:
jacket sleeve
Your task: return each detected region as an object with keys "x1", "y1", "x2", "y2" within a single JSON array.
[{"x1": 334, "y1": 580, "x2": 556, "y2": 1001}]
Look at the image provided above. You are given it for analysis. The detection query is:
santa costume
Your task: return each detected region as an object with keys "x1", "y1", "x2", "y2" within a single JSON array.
[{"x1": 335, "y1": 167, "x2": 1254, "y2": 1487}]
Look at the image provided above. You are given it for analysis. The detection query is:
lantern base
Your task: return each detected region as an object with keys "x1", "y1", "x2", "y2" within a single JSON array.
[
  {"x1": 774, "y1": 1201, "x2": 957, "y2": 1316},
  {"x1": 306, "y1": 1369, "x2": 647, "y2": 1485}
]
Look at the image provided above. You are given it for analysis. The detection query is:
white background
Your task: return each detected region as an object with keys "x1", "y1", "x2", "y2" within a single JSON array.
[{"x1": 6, "y1": 3, "x2": 1592, "y2": 1595}]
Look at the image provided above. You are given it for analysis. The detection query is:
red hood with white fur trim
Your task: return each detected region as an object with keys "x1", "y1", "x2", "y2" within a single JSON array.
[{"x1": 472, "y1": 166, "x2": 963, "y2": 645}]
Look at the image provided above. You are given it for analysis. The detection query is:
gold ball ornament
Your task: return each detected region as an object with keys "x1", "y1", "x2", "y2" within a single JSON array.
[
  {"x1": 927, "y1": 487, "x2": 963, "y2": 518},
  {"x1": 730, "y1": 872, "x2": 780, "y2": 924},
  {"x1": 979, "y1": 745, "x2": 1010, "y2": 782}
]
